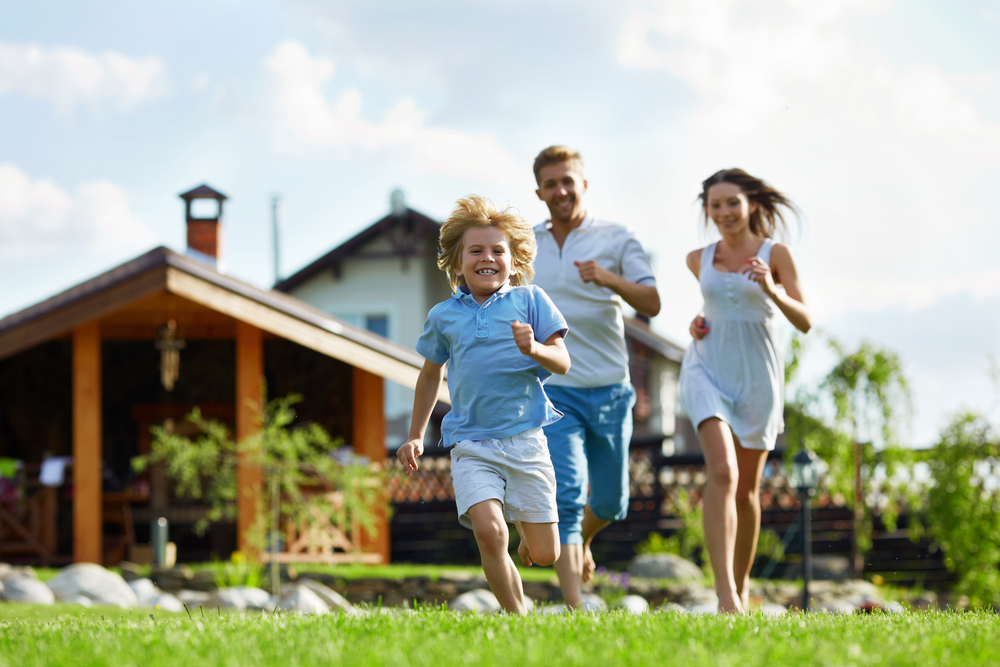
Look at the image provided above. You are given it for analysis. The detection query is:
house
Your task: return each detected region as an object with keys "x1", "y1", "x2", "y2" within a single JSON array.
[
  {"x1": 275, "y1": 190, "x2": 688, "y2": 454},
  {"x1": 0, "y1": 185, "x2": 446, "y2": 565}
]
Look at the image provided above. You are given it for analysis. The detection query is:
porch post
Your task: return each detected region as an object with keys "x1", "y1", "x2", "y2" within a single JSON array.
[
  {"x1": 352, "y1": 367, "x2": 390, "y2": 563},
  {"x1": 72, "y1": 320, "x2": 102, "y2": 564},
  {"x1": 235, "y1": 321, "x2": 263, "y2": 553}
]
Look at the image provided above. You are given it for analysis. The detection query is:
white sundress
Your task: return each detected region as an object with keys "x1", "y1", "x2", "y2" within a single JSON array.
[{"x1": 678, "y1": 239, "x2": 784, "y2": 451}]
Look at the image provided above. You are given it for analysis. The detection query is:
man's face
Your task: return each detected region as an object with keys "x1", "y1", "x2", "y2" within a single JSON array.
[{"x1": 535, "y1": 160, "x2": 587, "y2": 224}]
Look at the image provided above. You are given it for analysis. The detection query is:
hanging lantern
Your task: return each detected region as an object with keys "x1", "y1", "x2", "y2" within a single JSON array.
[{"x1": 155, "y1": 320, "x2": 186, "y2": 391}]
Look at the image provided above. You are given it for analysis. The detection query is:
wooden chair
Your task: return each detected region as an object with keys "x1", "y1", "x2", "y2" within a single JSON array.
[{"x1": 0, "y1": 463, "x2": 57, "y2": 564}]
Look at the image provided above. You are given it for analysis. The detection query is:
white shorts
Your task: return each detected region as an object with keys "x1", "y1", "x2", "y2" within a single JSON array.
[{"x1": 451, "y1": 427, "x2": 558, "y2": 530}]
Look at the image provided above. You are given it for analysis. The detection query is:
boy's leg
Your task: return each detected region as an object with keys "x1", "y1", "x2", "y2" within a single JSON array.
[
  {"x1": 515, "y1": 521, "x2": 560, "y2": 567},
  {"x1": 581, "y1": 382, "x2": 636, "y2": 582},
  {"x1": 467, "y1": 499, "x2": 526, "y2": 614}
]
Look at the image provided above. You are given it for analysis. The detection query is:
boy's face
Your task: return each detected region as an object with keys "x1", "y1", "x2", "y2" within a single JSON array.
[
  {"x1": 535, "y1": 160, "x2": 587, "y2": 224},
  {"x1": 456, "y1": 226, "x2": 515, "y2": 299}
]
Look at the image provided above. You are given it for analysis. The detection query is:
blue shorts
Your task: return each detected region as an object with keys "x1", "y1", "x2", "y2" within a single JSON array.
[{"x1": 542, "y1": 382, "x2": 636, "y2": 545}]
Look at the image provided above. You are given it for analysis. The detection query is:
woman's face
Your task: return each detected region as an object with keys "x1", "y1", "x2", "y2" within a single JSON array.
[{"x1": 705, "y1": 181, "x2": 757, "y2": 235}]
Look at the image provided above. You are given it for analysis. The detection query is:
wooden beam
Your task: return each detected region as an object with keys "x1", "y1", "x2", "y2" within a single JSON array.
[
  {"x1": 0, "y1": 267, "x2": 167, "y2": 362},
  {"x1": 352, "y1": 367, "x2": 390, "y2": 564},
  {"x1": 73, "y1": 321, "x2": 102, "y2": 564},
  {"x1": 166, "y1": 267, "x2": 450, "y2": 404},
  {"x1": 235, "y1": 321, "x2": 264, "y2": 554}
]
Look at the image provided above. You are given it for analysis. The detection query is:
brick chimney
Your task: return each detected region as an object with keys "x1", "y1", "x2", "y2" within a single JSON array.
[{"x1": 179, "y1": 184, "x2": 228, "y2": 268}]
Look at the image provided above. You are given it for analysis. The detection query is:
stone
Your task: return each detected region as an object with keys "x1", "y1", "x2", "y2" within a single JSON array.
[
  {"x1": 46, "y1": 563, "x2": 138, "y2": 608},
  {"x1": 783, "y1": 555, "x2": 851, "y2": 582},
  {"x1": 813, "y1": 598, "x2": 857, "y2": 614},
  {"x1": 278, "y1": 584, "x2": 330, "y2": 615},
  {"x1": 1, "y1": 577, "x2": 55, "y2": 604},
  {"x1": 128, "y1": 578, "x2": 159, "y2": 606},
  {"x1": 617, "y1": 595, "x2": 649, "y2": 614},
  {"x1": 685, "y1": 600, "x2": 719, "y2": 615},
  {"x1": 539, "y1": 603, "x2": 567, "y2": 615},
  {"x1": 579, "y1": 594, "x2": 607, "y2": 613},
  {"x1": 205, "y1": 586, "x2": 274, "y2": 611},
  {"x1": 297, "y1": 578, "x2": 354, "y2": 613},
  {"x1": 148, "y1": 593, "x2": 185, "y2": 613},
  {"x1": 0, "y1": 564, "x2": 38, "y2": 583},
  {"x1": 118, "y1": 562, "x2": 143, "y2": 582},
  {"x1": 628, "y1": 554, "x2": 703, "y2": 580},
  {"x1": 176, "y1": 590, "x2": 211, "y2": 607},
  {"x1": 66, "y1": 594, "x2": 93, "y2": 607},
  {"x1": 656, "y1": 602, "x2": 689, "y2": 614},
  {"x1": 756, "y1": 602, "x2": 788, "y2": 616},
  {"x1": 448, "y1": 588, "x2": 501, "y2": 613}
]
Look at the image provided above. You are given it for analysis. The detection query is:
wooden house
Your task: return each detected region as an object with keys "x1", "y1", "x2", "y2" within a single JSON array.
[{"x1": 0, "y1": 185, "x2": 447, "y2": 566}]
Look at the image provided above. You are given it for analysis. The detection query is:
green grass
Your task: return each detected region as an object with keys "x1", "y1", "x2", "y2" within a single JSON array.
[{"x1": 1, "y1": 603, "x2": 997, "y2": 666}]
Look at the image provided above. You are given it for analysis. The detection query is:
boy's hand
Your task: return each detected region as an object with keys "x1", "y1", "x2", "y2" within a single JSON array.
[
  {"x1": 511, "y1": 320, "x2": 536, "y2": 356},
  {"x1": 396, "y1": 438, "x2": 424, "y2": 475}
]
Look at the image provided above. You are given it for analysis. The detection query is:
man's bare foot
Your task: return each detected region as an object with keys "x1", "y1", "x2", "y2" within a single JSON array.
[
  {"x1": 580, "y1": 543, "x2": 596, "y2": 583},
  {"x1": 518, "y1": 537, "x2": 533, "y2": 567}
]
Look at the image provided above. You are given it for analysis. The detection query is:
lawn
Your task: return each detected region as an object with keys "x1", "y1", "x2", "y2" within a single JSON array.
[{"x1": 1, "y1": 603, "x2": 997, "y2": 667}]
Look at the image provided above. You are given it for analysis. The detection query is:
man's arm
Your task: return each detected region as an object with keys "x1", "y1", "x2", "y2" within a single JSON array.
[
  {"x1": 573, "y1": 260, "x2": 661, "y2": 317},
  {"x1": 396, "y1": 359, "x2": 445, "y2": 475}
]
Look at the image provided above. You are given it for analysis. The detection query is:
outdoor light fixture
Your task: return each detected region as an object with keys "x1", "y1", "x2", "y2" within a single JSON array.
[
  {"x1": 155, "y1": 320, "x2": 186, "y2": 391},
  {"x1": 790, "y1": 448, "x2": 824, "y2": 612}
]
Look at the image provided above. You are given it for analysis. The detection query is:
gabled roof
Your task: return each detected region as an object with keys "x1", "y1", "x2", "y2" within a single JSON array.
[
  {"x1": 0, "y1": 247, "x2": 449, "y2": 403},
  {"x1": 275, "y1": 207, "x2": 441, "y2": 292},
  {"x1": 624, "y1": 317, "x2": 686, "y2": 363},
  {"x1": 180, "y1": 184, "x2": 228, "y2": 201}
]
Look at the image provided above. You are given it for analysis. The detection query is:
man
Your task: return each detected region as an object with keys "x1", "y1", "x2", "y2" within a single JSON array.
[{"x1": 530, "y1": 145, "x2": 661, "y2": 609}]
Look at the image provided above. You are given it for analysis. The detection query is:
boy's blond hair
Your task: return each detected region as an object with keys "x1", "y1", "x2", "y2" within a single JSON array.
[
  {"x1": 438, "y1": 195, "x2": 536, "y2": 292},
  {"x1": 532, "y1": 145, "x2": 584, "y2": 185}
]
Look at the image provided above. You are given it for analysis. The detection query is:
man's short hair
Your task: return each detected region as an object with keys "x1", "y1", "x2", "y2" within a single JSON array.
[{"x1": 533, "y1": 145, "x2": 584, "y2": 185}]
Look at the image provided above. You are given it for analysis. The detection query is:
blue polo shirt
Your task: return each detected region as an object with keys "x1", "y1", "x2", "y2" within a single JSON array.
[{"x1": 416, "y1": 282, "x2": 568, "y2": 447}]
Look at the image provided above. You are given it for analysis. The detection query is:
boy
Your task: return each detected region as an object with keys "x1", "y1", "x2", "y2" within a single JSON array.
[{"x1": 396, "y1": 195, "x2": 570, "y2": 614}]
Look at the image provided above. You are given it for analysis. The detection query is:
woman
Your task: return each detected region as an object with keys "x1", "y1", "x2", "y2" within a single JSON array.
[{"x1": 679, "y1": 169, "x2": 811, "y2": 613}]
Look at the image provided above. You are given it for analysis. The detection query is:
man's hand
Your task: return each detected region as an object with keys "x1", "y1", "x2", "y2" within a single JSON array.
[
  {"x1": 512, "y1": 320, "x2": 536, "y2": 356},
  {"x1": 396, "y1": 438, "x2": 425, "y2": 475},
  {"x1": 574, "y1": 259, "x2": 615, "y2": 287}
]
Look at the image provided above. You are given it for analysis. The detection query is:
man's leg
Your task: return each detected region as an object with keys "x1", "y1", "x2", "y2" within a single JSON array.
[
  {"x1": 733, "y1": 440, "x2": 768, "y2": 612},
  {"x1": 467, "y1": 499, "x2": 526, "y2": 614},
  {"x1": 698, "y1": 417, "x2": 742, "y2": 613},
  {"x1": 581, "y1": 382, "x2": 636, "y2": 582},
  {"x1": 544, "y1": 386, "x2": 589, "y2": 609}
]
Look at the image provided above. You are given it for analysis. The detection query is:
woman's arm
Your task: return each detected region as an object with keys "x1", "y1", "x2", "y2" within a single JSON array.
[
  {"x1": 512, "y1": 322, "x2": 571, "y2": 375},
  {"x1": 743, "y1": 243, "x2": 812, "y2": 333},
  {"x1": 686, "y1": 248, "x2": 702, "y2": 280},
  {"x1": 396, "y1": 359, "x2": 445, "y2": 475}
]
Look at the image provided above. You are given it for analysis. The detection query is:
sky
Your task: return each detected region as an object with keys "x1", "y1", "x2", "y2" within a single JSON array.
[{"x1": 1, "y1": 0, "x2": 998, "y2": 447}]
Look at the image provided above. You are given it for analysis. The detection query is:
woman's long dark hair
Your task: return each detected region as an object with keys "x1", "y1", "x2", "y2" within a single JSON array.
[{"x1": 699, "y1": 169, "x2": 798, "y2": 240}]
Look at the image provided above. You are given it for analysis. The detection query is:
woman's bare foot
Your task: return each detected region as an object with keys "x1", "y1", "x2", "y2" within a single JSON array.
[
  {"x1": 740, "y1": 589, "x2": 750, "y2": 613},
  {"x1": 717, "y1": 588, "x2": 744, "y2": 614},
  {"x1": 581, "y1": 543, "x2": 596, "y2": 583}
]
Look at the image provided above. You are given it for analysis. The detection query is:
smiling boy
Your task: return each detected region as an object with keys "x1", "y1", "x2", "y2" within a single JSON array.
[{"x1": 396, "y1": 195, "x2": 570, "y2": 614}]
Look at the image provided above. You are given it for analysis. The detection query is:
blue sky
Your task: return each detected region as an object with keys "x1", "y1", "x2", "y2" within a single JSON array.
[{"x1": 1, "y1": 0, "x2": 998, "y2": 446}]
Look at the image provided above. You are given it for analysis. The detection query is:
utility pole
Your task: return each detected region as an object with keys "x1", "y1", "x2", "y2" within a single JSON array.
[{"x1": 271, "y1": 195, "x2": 281, "y2": 286}]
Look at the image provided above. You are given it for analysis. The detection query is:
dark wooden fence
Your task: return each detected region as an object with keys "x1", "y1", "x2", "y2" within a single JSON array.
[{"x1": 388, "y1": 445, "x2": 957, "y2": 589}]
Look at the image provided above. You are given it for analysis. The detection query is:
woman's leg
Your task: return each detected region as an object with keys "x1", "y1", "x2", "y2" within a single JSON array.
[
  {"x1": 697, "y1": 417, "x2": 742, "y2": 613},
  {"x1": 467, "y1": 499, "x2": 526, "y2": 614},
  {"x1": 732, "y1": 440, "x2": 769, "y2": 612}
]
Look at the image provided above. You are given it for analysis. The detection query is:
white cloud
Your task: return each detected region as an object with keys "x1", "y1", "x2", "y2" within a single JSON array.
[
  {"x1": 617, "y1": 0, "x2": 1000, "y2": 319},
  {"x1": 0, "y1": 39, "x2": 171, "y2": 114},
  {"x1": 0, "y1": 163, "x2": 156, "y2": 257},
  {"x1": 264, "y1": 40, "x2": 520, "y2": 183}
]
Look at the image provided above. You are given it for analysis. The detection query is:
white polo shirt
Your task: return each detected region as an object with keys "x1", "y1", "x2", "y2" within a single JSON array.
[{"x1": 532, "y1": 214, "x2": 657, "y2": 388}]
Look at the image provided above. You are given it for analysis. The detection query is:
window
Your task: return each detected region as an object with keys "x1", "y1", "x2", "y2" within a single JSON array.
[{"x1": 365, "y1": 315, "x2": 389, "y2": 339}]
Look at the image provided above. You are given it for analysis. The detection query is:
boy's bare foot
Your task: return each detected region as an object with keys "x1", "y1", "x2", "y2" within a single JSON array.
[
  {"x1": 580, "y1": 543, "x2": 596, "y2": 583},
  {"x1": 518, "y1": 539, "x2": 533, "y2": 567}
]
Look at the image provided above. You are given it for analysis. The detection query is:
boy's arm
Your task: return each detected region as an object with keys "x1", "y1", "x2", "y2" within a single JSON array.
[
  {"x1": 397, "y1": 358, "x2": 445, "y2": 475},
  {"x1": 511, "y1": 321, "x2": 571, "y2": 375}
]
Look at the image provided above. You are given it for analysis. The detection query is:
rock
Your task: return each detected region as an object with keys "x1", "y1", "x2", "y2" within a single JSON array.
[
  {"x1": 756, "y1": 602, "x2": 788, "y2": 616},
  {"x1": 1, "y1": 577, "x2": 55, "y2": 604},
  {"x1": 148, "y1": 592, "x2": 185, "y2": 613},
  {"x1": 205, "y1": 586, "x2": 274, "y2": 611},
  {"x1": 298, "y1": 578, "x2": 354, "y2": 613},
  {"x1": 46, "y1": 564, "x2": 138, "y2": 608},
  {"x1": 617, "y1": 595, "x2": 649, "y2": 614},
  {"x1": 628, "y1": 554, "x2": 703, "y2": 580},
  {"x1": 176, "y1": 590, "x2": 211, "y2": 607},
  {"x1": 66, "y1": 594, "x2": 93, "y2": 607},
  {"x1": 278, "y1": 584, "x2": 330, "y2": 615},
  {"x1": 784, "y1": 555, "x2": 851, "y2": 582},
  {"x1": 0, "y1": 564, "x2": 38, "y2": 583},
  {"x1": 813, "y1": 598, "x2": 857, "y2": 614},
  {"x1": 656, "y1": 602, "x2": 689, "y2": 614},
  {"x1": 686, "y1": 600, "x2": 719, "y2": 615},
  {"x1": 539, "y1": 603, "x2": 567, "y2": 615},
  {"x1": 128, "y1": 578, "x2": 159, "y2": 606},
  {"x1": 118, "y1": 562, "x2": 143, "y2": 582},
  {"x1": 449, "y1": 588, "x2": 501, "y2": 613},
  {"x1": 579, "y1": 594, "x2": 607, "y2": 613}
]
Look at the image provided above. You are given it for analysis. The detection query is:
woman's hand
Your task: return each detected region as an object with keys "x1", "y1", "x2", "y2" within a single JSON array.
[
  {"x1": 743, "y1": 257, "x2": 778, "y2": 298},
  {"x1": 689, "y1": 312, "x2": 709, "y2": 340}
]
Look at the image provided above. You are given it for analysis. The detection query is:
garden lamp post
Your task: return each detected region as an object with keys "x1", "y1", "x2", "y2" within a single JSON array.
[{"x1": 789, "y1": 448, "x2": 823, "y2": 612}]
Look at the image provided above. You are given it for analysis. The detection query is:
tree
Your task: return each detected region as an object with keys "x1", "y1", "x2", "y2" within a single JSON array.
[{"x1": 821, "y1": 339, "x2": 911, "y2": 578}]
